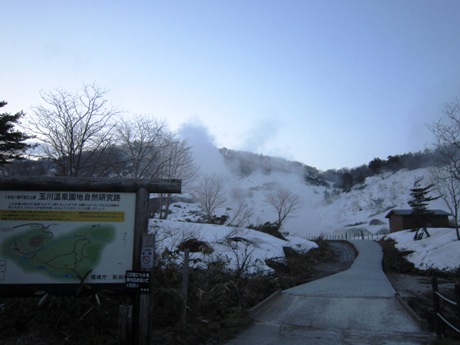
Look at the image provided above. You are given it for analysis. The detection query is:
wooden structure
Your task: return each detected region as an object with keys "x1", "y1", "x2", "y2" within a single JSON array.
[
  {"x1": 385, "y1": 209, "x2": 450, "y2": 233},
  {"x1": 0, "y1": 177, "x2": 181, "y2": 295},
  {"x1": 0, "y1": 177, "x2": 182, "y2": 345},
  {"x1": 432, "y1": 276, "x2": 460, "y2": 339}
]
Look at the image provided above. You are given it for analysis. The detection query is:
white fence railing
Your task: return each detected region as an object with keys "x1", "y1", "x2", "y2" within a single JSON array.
[{"x1": 305, "y1": 233, "x2": 386, "y2": 242}]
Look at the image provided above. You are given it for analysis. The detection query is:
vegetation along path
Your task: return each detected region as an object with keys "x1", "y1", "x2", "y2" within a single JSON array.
[{"x1": 225, "y1": 240, "x2": 435, "y2": 345}]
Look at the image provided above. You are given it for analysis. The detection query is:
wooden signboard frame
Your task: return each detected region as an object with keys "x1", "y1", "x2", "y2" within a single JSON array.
[
  {"x1": 0, "y1": 177, "x2": 181, "y2": 297},
  {"x1": 0, "y1": 177, "x2": 181, "y2": 345}
]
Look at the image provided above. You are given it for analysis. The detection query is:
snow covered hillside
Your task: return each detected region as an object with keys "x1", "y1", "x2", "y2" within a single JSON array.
[
  {"x1": 174, "y1": 166, "x2": 444, "y2": 238},
  {"x1": 154, "y1": 166, "x2": 460, "y2": 273},
  {"x1": 178, "y1": 126, "x2": 444, "y2": 237},
  {"x1": 154, "y1": 132, "x2": 459, "y2": 273}
]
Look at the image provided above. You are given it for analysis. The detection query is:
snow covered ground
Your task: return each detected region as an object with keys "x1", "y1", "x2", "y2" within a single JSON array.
[
  {"x1": 150, "y1": 196, "x2": 459, "y2": 275},
  {"x1": 386, "y1": 228, "x2": 460, "y2": 272},
  {"x1": 152, "y1": 154, "x2": 459, "y2": 274},
  {"x1": 150, "y1": 217, "x2": 460, "y2": 275},
  {"x1": 147, "y1": 135, "x2": 460, "y2": 274},
  {"x1": 149, "y1": 219, "x2": 317, "y2": 275}
]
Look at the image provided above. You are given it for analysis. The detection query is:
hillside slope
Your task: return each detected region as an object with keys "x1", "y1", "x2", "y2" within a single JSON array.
[{"x1": 176, "y1": 157, "x2": 444, "y2": 238}]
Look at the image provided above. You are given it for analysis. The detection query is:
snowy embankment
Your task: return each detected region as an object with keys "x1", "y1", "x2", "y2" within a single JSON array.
[
  {"x1": 151, "y1": 165, "x2": 460, "y2": 274},
  {"x1": 386, "y1": 228, "x2": 460, "y2": 272},
  {"x1": 149, "y1": 219, "x2": 318, "y2": 275},
  {"x1": 150, "y1": 206, "x2": 460, "y2": 275},
  {"x1": 149, "y1": 220, "x2": 460, "y2": 275}
]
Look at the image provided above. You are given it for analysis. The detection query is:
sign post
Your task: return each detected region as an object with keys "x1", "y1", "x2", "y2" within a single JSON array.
[{"x1": 141, "y1": 234, "x2": 155, "y2": 270}]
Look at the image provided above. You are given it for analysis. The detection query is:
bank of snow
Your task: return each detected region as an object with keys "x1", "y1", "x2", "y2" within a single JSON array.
[
  {"x1": 149, "y1": 219, "x2": 318, "y2": 274},
  {"x1": 158, "y1": 166, "x2": 460, "y2": 274},
  {"x1": 386, "y1": 228, "x2": 460, "y2": 272}
]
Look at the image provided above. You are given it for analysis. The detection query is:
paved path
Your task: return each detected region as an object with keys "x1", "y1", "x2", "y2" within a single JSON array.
[
  {"x1": 307, "y1": 241, "x2": 356, "y2": 281},
  {"x1": 225, "y1": 240, "x2": 435, "y2": 345}
]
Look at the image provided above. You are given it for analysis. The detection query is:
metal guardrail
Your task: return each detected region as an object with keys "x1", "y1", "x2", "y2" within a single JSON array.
[{"x1": 432, "y1": 276, "x2": 460, "y2": 340}]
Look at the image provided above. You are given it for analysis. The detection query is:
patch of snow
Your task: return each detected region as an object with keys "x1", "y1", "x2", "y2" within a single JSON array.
[
  {"x1": 149, "y1": 219, "x2": 318, "y2": 275},
  {"x1": 386, "y1": 228, "x2": 460, "y2": 272}
]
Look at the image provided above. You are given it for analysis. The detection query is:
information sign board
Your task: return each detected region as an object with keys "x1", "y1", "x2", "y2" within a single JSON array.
[{"x1": 0, "y1": 190, "x2": 136, "y2": 285}]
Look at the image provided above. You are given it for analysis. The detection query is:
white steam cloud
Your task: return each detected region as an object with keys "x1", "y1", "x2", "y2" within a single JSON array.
[{"x1": 178, "y1": 120, "x2": 230, "y2": 178}]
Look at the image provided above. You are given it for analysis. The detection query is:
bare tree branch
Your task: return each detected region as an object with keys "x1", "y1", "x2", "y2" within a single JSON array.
[
  {"x1": 264, "y1": 186, "x2": 303, "y2": 227},
  {"x1": 429, "y1": 98, "x2": 460, "y2": 240},
  {"x1": 28, "y1": 84, "x2": 119, "y2": 176},
  {"x1": 193, "y1": 173, "x2": 226, "y2": 222},
  {"x1": 114, "y1": 115, "x2": 172, "y2": 179}
]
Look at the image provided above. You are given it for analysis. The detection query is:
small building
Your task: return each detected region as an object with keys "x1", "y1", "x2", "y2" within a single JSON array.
[{"x1": 385, "y1": 209, "x2": 451, "y2": 233}]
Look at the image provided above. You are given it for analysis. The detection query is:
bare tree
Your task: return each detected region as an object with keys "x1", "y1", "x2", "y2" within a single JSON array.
[
  {"x1": 431, "y1": 166, "x2": 460, "y2": 240},
  {"x1": 155, "y1": 138, "x2": 199, "y2": 219},
  {"x1": 193, "y1": 173, "x2": 226, "y2": 222},
  {"x1": 29, "y1": 84, "x2": 119, "y2": 176},
  {"x1": 429, "y1": 99, "x2": 460, "y2": 240},
  {"x1": 114, "y1": 115, "x2": 172, "y2": 179},
  {"x1": 225, "y1": 199, "x2": 254, "y2": 228},
  {"x1": 430, "y1": 99, "x2": 460, "y2": 178},
  {"x1": 264, "y1": 186, "x2": 303, "y2": 228},
  {"x1": 114, "y1": 115, "x2": 198, "y2": 218},
  {"x1": 156, "y1": 137, "x2": 199, "y2": 189}
]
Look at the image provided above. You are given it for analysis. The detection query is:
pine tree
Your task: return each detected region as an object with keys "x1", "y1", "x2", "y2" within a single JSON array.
[
  {"x1": 408, "y1": 177, "x2": 440, "y2": 240},
  {"x1": 0, "y1": 101, "x2": 32, "y2": 166}
]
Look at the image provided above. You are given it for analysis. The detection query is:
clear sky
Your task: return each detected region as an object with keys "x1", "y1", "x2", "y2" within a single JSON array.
[{"x1": 2, "y1": 1, "x2": 460, "y2": 171}]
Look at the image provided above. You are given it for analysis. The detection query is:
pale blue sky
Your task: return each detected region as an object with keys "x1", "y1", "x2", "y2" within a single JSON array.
[{"x1": 2, "y1": 1, "x2": 460, "y2": 171}]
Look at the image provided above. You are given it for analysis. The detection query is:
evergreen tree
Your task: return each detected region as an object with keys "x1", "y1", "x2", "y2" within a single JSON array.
[
  {"x1": 369, "y1": 157, "x2": 383, "y2": 175},
  {"x1": 0, "y1": 101, "x2": 32, "y2": 166},
  {"x1": 408, "y1": 177, "x2": 440, "y2": 240}
]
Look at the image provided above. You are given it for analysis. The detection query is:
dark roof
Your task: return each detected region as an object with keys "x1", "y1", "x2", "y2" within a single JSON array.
[{"x1": 385, "y1": 209, "x2": 451, "y2": 218}]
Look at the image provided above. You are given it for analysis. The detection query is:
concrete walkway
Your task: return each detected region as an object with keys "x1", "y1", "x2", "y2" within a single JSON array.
[{"x1": 225, "y1": 240, "x2": 435, "y2": 345}]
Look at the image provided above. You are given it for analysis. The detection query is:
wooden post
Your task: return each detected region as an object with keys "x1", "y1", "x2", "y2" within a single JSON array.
[
  {"x1": 432, "y1": 277, "x2": 442, "y2": 339},
  {"x1": 148, "y1": 234, "x2": 156, "y2": 334},
  {"x1": 180, "y1": 248, "x2": 190, "y2": 325},
  {"x1": 129, "y1": 181, "x2": 179, "y2": 345},
  {"x1": 456, "y1": 283, "x2": 460, "y2": 330},
  {"x1": 133, "y1": 187, "x2": 152, "y2": 345},
  {"x1": 118, "y1": 304, "x2": 133, "y2": 345}
]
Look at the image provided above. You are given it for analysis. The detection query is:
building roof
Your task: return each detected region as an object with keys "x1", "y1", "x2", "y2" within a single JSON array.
[{"x1": 385, "y1": 209, "x2": 451, "y2": 218}]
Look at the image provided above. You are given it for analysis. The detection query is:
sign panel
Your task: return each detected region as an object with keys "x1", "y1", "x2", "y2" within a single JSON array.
[
  {"x1": 140, "y1": 233, "x2": 155, "y2": 270},
  {"x1": 0, "y1": 190, "x2": 135, "y2": 285},
  {"x1": 125, "y1": 270, "x2": 150, "y2": 293}
]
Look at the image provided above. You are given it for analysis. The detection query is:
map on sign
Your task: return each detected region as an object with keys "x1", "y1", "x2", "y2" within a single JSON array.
[
  {"x1": 2, "y1": 223, "x2": 115, "y2": 280},
  {"x1": 0, "y1": 190, "x2": 135, "y2": 285}
]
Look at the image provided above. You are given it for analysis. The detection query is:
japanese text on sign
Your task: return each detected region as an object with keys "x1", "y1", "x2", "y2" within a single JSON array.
[{"x1": 125, "y1": 271, "x2": 150, "y2": 293}]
